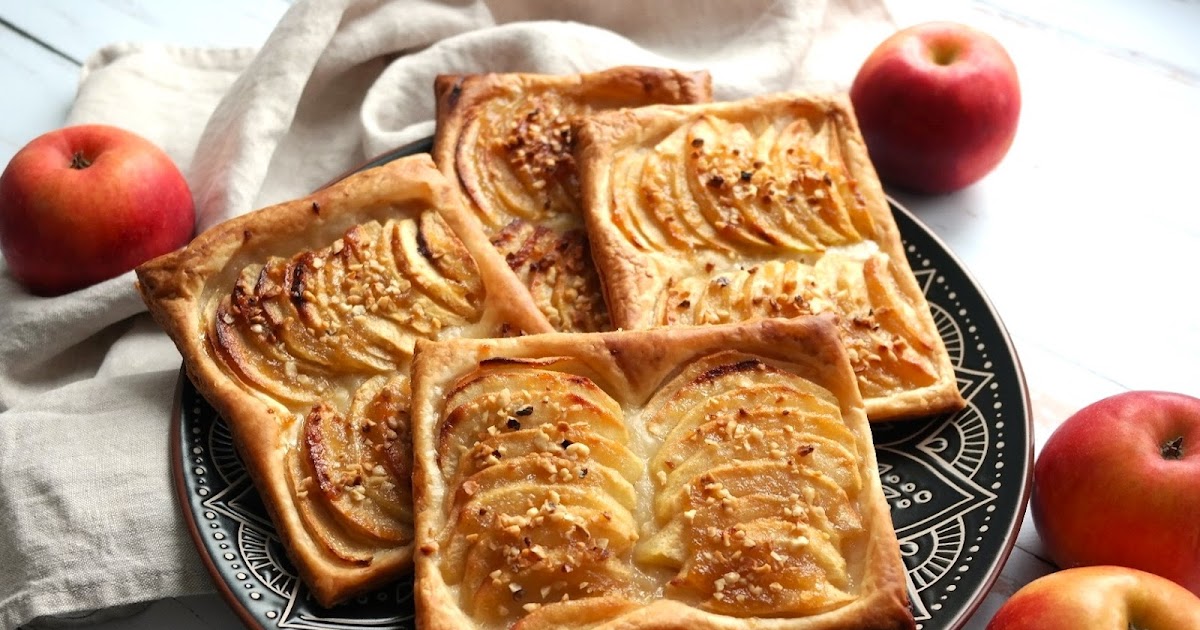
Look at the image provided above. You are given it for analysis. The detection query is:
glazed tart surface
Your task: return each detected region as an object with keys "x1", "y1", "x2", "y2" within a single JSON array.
[
  {"x1": 575, "y1": 92, "x2": 964, "y2": 421},
  {"x1": 411, "y1": 317, "x2": 914, "y2": 630}
]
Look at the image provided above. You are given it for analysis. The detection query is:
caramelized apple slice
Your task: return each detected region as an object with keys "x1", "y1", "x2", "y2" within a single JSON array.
[
  {"x1": 684, "y1": 116, "x2": 776, "y2": 251},
  {"x1": 441, "y1": 482, "x2": 637, "y2": 584},
  {"x1": 668, "y1": 516, "x2": 855, "y2": 616},
  {"x1": 297, "y1": 222, "x2": 416, "y2": 366},
  {"x1": 656, "y1": 383, "x2": 845, "y2": 450},
  {"x1": 252, "y1": 256, "x2": 358, "y2": 372},
  {"x1": 349, "y1": 375, "x2": 414, "y2": 531},
  {"x1": 438, "y1": 367, "x2": 627, "y2": 470},
  {"x1": 284, "y1": 448, "x2": 374, "y2": 565},
  {"x1": 301, "y1": 402, "x2": 411, "y2": 544},
  {"x1": 653, "y1": 402, "x2": 857, "y2": 475},
  {"x1": 643, "y1": 351, "x2": 838, "y2": 437},
  {"x1": 638, "y1": 491, "x2": 848, "y2": 568},
  {"x1": 459, "y1": 503, "x2": 638, "y2": 600},
  {"x1": 211, "y1": 274, "x2": 335, "y2": 406},
  {"x1": 451, "y1": 423, "x2": 641, "y2": 486},
  {"x1": 511, "y1": 596, "x2": 642, "y2": 629},
  {"x1": 466, "y1": 546, "x2": 635, "y2": 622},
  {"x1": 771, "y1": 118, "x2": 872, "y2": 243},
  {"x1": 609, "y1": 148, "x2": 662, "y2": 251},
  {"x1": 452, "y1": 452, "x2": 636, "y2": 511},
  {"x1": 388, "y1": 214, "x2": 481, "y2": 320},
  {"x1": 662, "y1": 430, "x2": 861, "y2": 500},
  {"x1": 655, "y1": 459, "x2": 861, "y2": 530},
  {"x1": 491, "y1": 220, "x2": 610, "y2": 333}
]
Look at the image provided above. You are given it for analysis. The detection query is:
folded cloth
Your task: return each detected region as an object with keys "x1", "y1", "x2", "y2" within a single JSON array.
[{"x1": 0, "y1": 0, "x2": 894, "y2": 626}]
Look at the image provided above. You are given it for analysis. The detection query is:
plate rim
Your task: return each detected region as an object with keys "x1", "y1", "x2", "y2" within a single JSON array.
[
  {"x1": 170, "y1": 140, "x2": 1034, "y2": 630},
  {"x1": 886, "y1": 199, "x2": 1034, "y2": 629}
]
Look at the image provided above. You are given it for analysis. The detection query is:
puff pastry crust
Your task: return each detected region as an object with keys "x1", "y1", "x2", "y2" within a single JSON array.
[
  {"x1": 411, "y1": 317, "x2": 914, "y2": 630},
  {"x1": 135, "y1": 155, "x2": 551, "y2": 606},
  {"x1": 432, "y1": 67, "x2": 712, "y2": 333},
  {"x1": 574, "y1": 93, "x2": 964, "y2": 421}
]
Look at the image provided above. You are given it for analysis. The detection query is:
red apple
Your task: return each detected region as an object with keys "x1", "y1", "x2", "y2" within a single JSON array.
[
  {"x1": 0, "y1": 124, "x2": 194, "y2": 296},
  {"x1": 1031, "y1": 390, "x2": 1200, "y2": 595},
  {"x1": 986, "y1": 566, "x2": 1200, "y2": 629},
  {"x1": 850, "y1": 21, "x2": 1020, "y2": 194}
]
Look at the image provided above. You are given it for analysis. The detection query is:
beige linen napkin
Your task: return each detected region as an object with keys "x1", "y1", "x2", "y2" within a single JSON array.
[{"x1": 0, "y1": 0, "x2": 894, "y2": 627}]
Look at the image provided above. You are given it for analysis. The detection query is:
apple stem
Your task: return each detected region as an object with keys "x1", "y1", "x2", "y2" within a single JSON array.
[
  {"x1": 1161, "y1": 436, "x2": 1184, "y2": 460},
  {"x1": 70, "y1": 151, "x2": 91, "y2": 170}
]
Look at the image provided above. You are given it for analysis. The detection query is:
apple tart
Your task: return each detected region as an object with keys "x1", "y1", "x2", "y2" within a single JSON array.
[
  {"x1": 432, "y1": 67, "x2": 712, "y2": 333},
  {"x1": 411, "y1": 316, "x2": 914, "y2": 629},
  {"x1": 574, "y1": 92, "x2": 964, "y2": 421},
  {"x1": 135, "y1": 155, "x2": 551, "y2": 606}
]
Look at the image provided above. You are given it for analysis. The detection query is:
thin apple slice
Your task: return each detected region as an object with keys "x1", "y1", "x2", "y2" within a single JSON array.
[
  {"x1": 492, "y1": 221, "x2": 610, "y2": 333},
  {"x1": 642, "y1": 350, "x2": 839, "y2": 438},
  {"x1": 457, "y1": 501, "x2": 638, "y2": 578},
  {"x1": 655, "y1": 381, "x2": 844, "y2": 450},
  {"x1": 440, "y1": 482, "x2": 637, "y2": 584},
  {"x1": 284, "y1": 448, "x2": 375, "y2": 565},
  {"x1": 388, "y1": 213, "x2": 480, "y2": 320},
  {"x1": 636, "y1": 141, "x2": 695, "y2": 251},
  {"x1": 639, "y1": 130, "x2": 733, "y2": 253},
  {"x1": 667, "y1": 516, "x2": 855, "y2": 617},
  {"x1": 451, "y1": 452, "x2": 636, "y2": 512},
  {"x1": 511, "y1": 596, "x2": 642, "y2": 630},
  {"x1": 770, "y1": 119, "x2": 864, "y2": 246},
  {"x1": 458, "y1": 501, "x2": 638, "y2": 597},
  {"x1": 861, "y1": 253, "x2": 940, "y2": 379},
  {"x1": 348, "y1": 375, "x2": 414, "y2": 529},
  {"x1": 608, "y1": 148, "x2": 660, "y2": 251},
  {"x1": 252, "y1": 256, "x2": 350, "y2": 372},
  {"x1": 466, "y1": 547, "x2": 634, "y2": 623},
  {"x1": 814, "y1": 118, "x2": 877, "y2": 238},
  {"x1": 653, "y1": 413, "x2": 857, "y2": 495},
  {"x1": 411, "y1": 209, "x2": 485, "y2": 316},
  {"x1": 451, "y1": 423, "x2": 641, "y2": 486},
  {"x1": 684, "y1": 116, "x2": 776, "y2": 252},
  {"x1": 437, "y1": 366, "x2": 627, "y2": 471},
  {"x1": 667, "y1": 125, "x2": 734, "y2": 253},
  {"x1": 301, "y1": 402, "x2": 411, "y2": 544},
  {"x1": 654, "y1": 459, "x2": 862, "y2": 532},
  {"x1": 663, "y1": 430, "x2": 861, "y2": 500},
  {"x1": 210, "y1": 272, "x2": 335, "y2": 406},
  {"x1": 297, "y1": 222, "x2": 411, "y2": 368}
]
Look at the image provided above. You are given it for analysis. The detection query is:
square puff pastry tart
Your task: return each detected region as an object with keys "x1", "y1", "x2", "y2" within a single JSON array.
[
  {"x1": 410, "y1": 316, "x2": 915, "y2": 630},
  {"x1": 432, "y1": 66, "x2": 712, "y2": 334},
  {"x1": 135, "y1": 155, "x2": 552, "y2": 606},
  {"x1": 574, "y1": 92, "x2": 964, "y2": 422}
]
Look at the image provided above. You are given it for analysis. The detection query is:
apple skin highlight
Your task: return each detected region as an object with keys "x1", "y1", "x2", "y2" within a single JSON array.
[{"x1": 850, "y1": 21, "x2": 1021, "y2": 194}]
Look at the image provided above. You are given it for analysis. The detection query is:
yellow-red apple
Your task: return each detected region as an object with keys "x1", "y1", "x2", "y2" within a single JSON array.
[
  {"x1": 0, "y1": 124, "x2": 194, "y2": 296},
  {"x1": 1031, "y1": 391, "x2": 1200, "y2": 595},
  {"x1": 986, "y1": 566, "x2": 1200, "y2": 629},
  {"x1": 850, "y1": 21, "x2": 1020, "y2": 194}
]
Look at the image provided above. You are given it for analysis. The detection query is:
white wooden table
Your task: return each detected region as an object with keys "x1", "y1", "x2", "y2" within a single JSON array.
[{"x1": 2, "y1": 1, "x2": 1198, "y2": 628}]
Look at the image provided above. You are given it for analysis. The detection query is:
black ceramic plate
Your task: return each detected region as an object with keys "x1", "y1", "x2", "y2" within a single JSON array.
[{"x1": 172, "y1": 138, "x2": 1031, "y2": 630}]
